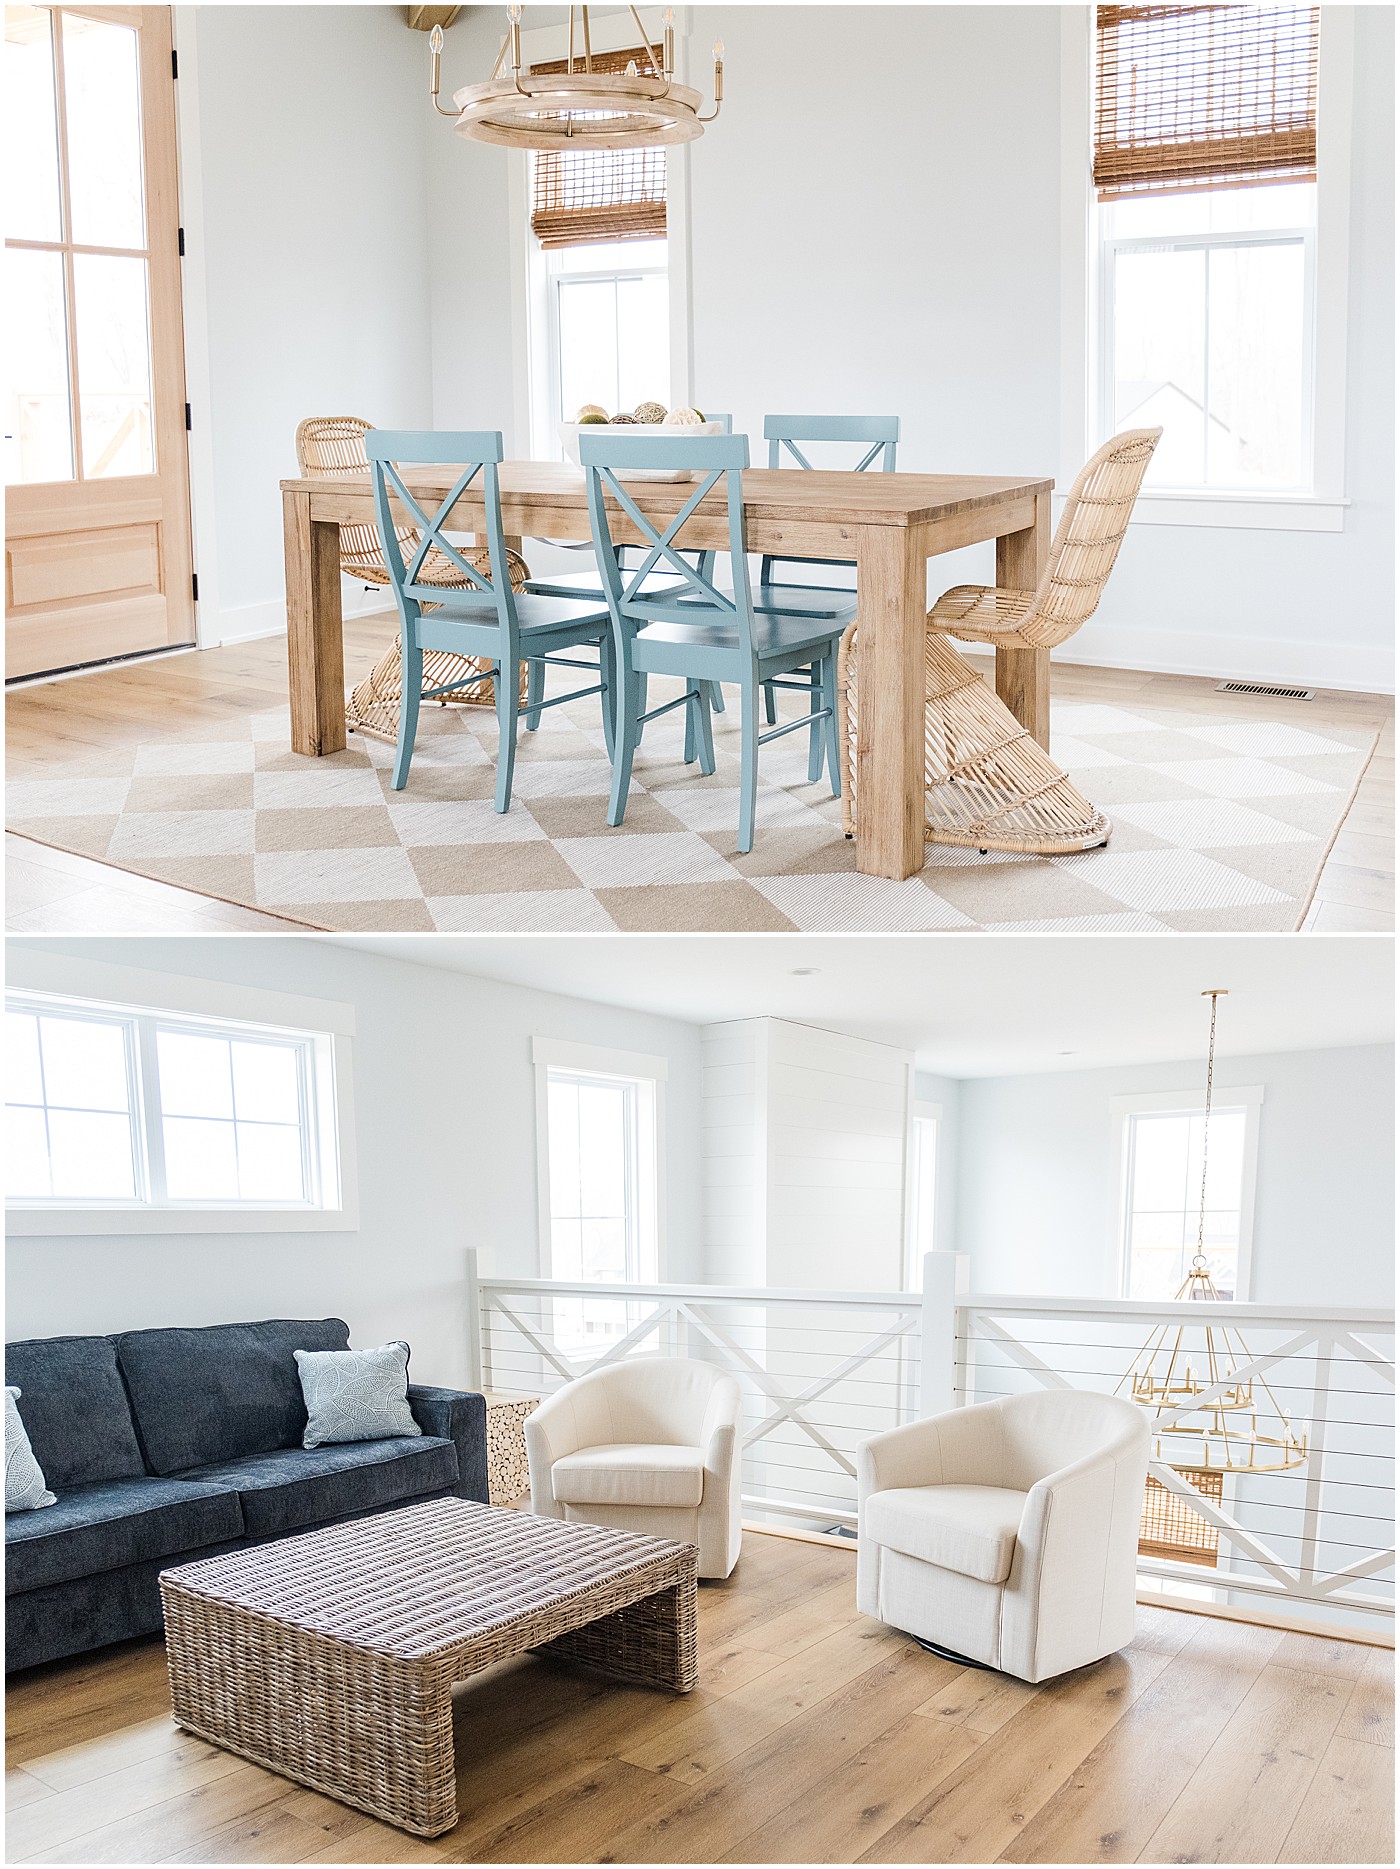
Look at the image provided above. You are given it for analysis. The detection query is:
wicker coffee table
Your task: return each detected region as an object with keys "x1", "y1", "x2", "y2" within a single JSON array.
[{"x1": 159, "y1": 1496, "x2": 698, "y2": 1837}]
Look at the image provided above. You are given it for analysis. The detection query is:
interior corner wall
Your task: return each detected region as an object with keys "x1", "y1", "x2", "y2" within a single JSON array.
[
  {"x1": 174, "y1": 6, "x2": 434, "y2": 644},
  {"x1": 953, "y1": 1044, "x2": 1395, "y2": 1309},
  {"x1": 3, "y1": 938, "x2": 705, "y2": 1391}
]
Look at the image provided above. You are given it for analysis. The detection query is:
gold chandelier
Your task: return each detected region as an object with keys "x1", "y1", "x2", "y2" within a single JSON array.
[
  {"x1": 427, "y1": 5, "x2": 724, "y2": 151},
  {"x1": 1116, "y1": 989, "x2": 1308, "y2": 1480}
]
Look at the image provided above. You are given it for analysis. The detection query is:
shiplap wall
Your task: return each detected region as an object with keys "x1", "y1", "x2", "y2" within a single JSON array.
[{"x1": 701, "y1": 1018, "x2": 912, "y2": 1290}]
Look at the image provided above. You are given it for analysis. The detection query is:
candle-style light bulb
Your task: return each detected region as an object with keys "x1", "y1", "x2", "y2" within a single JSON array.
[
  {"x1": 508, "y1": 3, "x2": 522, "y2": 73},
  {"x1": 430, "y1": 23, "x2": 443, "y2": 51},
  {"x1": 663, "y1": 6, "x2": 674, "y2": 77}
]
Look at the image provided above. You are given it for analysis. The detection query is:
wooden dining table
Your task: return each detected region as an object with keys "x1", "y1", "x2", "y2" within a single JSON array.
[{"x1": 279, "y1": 462, "x2": 1053, "y2": 882}]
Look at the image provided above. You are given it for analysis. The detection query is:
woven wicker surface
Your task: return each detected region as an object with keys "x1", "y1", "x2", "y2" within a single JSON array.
[
  {"x1": 933, "y1": 427, "x2": 1162, "y2": 653},
  {"x1": 839, "y1": 625, "x2": 1111, "y2": 855},
  {"x1": 296, "y1": 416, "x2": 530, "y2": 739},
  {"x1": 160, "y1": 1497, "x2": 698, "y2": 1837}
]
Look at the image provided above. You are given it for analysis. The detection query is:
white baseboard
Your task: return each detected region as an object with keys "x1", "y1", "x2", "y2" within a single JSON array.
[
  {"x1": 1048, "y1": 623, "x2": 1396, "y2": 697},
  {"x1": 197, "y1": 585, "x2": 394, "y2": 650}
]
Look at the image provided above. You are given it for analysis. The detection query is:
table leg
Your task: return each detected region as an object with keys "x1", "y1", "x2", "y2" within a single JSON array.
[
  {"x1": 540, "y1": 1576, "x2": 699, "y2": 1693},
  {"x1": 995, "y1": 490, "x2": 1051, "y2": 751},
  {"x1": 283, "y1": 487, "x2": 347, "y2": 757},
  {"x1": 854, "y1": 524, "x2": 927, "y2": 881}
]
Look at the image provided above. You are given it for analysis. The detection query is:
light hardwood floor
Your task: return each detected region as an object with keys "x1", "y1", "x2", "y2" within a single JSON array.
[
  {"x1": 4, "y1": 1533, "x2": 1393, "y2": 1865},
  {"x1": 6, "y1": 616, "x2": 1394, "y2": 933}
]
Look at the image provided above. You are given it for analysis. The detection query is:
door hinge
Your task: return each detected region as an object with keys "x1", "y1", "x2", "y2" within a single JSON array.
[
  {"x1": 177, "y1": 226, "x2": 185, "y2": 257},
  {"x1": 184, "y1": 403, "x2": 192, "y2": 431},
  {"x1": 191, "y1": 573, "x2": 199, "y2": 602},
  {"x1": 171, "y1": 47, "x2": 178, "y2": 79}
]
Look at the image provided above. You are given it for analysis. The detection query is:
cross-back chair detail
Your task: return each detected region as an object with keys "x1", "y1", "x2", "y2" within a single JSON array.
[
  {"x1": 296, "y1": 415, "x2": 529, "y2": 743},
  {"x1": 582, "y1": 430, "x2": 856, "y2": 854},
  {"x1": 365, "y1": 429, "x2": 613, "y2": 812}
]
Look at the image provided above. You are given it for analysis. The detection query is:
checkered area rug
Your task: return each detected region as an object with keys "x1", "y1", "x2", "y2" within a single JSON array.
[{"x1": 6, "y1": 677, "x2": 1377, "y2": 932}]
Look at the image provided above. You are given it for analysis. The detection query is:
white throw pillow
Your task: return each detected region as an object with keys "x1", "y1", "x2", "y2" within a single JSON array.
[
  {"x1": 295, "y1": 1341, "x2": 423, "y2": 1449},
  {"x1": 5, "y1": 1387, "x2": 56, "y2": 1512}
]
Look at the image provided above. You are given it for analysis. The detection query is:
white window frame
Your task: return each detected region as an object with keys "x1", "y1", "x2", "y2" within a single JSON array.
[
  {"x1": 5, "y1": 949, "x2": 358, "y2": 1235},
  {"x1": 535, "y1": 237, "x2": 672, "y2": 462},
  {"x1": 904, "y1": 1098, "x2": 942, "y2": 1291},
  {"x1": 531, "y1": 1035, "x2": 667, "y2": 1281},
  {"x1": 1111, "y1": 1085, "x2": 1264, "y2": 1301},
  {"x1": 1097, "y1": 217, "x2": 1318, "y2": 498},
  {"x1": 509, "y1": 5, "x2": 693, "y2": 461},
  {"x1": 1061, "y1": 5, "x2": 1353, "y2": 531}
]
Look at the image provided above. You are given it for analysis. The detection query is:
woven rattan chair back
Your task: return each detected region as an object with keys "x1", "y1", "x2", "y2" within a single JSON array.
[
  {"x1": 295, "y1": 416, "x2": 401, "y2": 580},
  {"x1": 1005, "y1": 426, "x2": 1162, "y2": 649}
]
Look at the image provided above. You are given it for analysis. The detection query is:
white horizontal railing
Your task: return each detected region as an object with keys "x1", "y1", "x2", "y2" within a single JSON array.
[
  {"x1": 957, "y1": 1293, "x2": 1394, "y2": 1637},
  {"x1": 473, "y1": 1267, "x2": 927, "y2": 1531},
  {"x1": 469, "y1": 1254, "x2": 1393, "y2": 1637}
]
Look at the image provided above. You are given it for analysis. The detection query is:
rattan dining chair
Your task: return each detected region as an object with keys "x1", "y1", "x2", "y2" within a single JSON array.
[
  {"x1": 366, "y1": 430, "x2": 614, "y2": 812},
  {"x1": 581, "y1": 430, "x2": 856, "y2": 854},
  {"x1": 295, "y1": 416, "x2": 529, "y2": 743},
  {"x1": 839, "y1": 427, "x2": 1162, "y2": 856}
]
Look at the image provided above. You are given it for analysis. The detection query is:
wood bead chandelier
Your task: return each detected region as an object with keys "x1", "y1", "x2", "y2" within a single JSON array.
[{"x1": 427, "y1": 5, "x2": 724, "y2": 151}]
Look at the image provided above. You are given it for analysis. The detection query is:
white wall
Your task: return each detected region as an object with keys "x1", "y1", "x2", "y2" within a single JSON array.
[
  {"x1": 176, "y1": 5, "x2": 1393, "y2": 688},
  {"x1": 4, "y1": 938, "x2": 704, "y2": 1389},
  {"x1": 173, "y1": 6, "x2": 434, "y2": 645},
  {"x1": 700, "y1": 1018, "x2": 911, "y2": 1292},
  {"x1": 954, "y1": 1044, "x2": 1395, "y2": 1309}
]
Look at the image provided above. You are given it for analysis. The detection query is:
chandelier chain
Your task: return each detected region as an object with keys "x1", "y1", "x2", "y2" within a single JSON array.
[{"x1": 1193, "y1": 991, "x2": 1220, "y2": 1268}]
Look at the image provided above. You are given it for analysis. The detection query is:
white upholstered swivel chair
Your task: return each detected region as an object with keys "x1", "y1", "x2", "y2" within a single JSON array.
[
  {"x1": 525, "y1": 1358, "x2": 744, "y2": 1579},
  {"x1": 857, "y1": 1390, "x2": 1149, "y2": 1683}
]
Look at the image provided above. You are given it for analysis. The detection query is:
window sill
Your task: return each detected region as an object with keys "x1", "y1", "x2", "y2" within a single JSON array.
[
  {"x1": 1126, "y1": 493, "x2": 1349, "y2": 533},
  {"x1": 7, "y1": 1204, "x2": 359, "y2": 1237}
]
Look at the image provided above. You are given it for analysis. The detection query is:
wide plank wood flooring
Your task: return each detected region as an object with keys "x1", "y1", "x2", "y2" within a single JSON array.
[
  {"x1": 4, "y1": 1534, "x2": 1392, "y2": 1864},
  {"x1": 6, "y1": 615, "x2": 1393, "y2": 932}
]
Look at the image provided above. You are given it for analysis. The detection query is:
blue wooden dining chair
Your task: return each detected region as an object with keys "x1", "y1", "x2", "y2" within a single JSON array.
[
  {"x1": 580, "y1": 431, "x2": 856, "y2": 855},
  {"x1": 525, "y1": 416, "x2": 735, "y2": 725},
  {"x1": 758, "y1": 413, "x2": 900, "y2": 721},
  {"x1": 366, "y1": 430, "x2": 614, "y2": 814}
]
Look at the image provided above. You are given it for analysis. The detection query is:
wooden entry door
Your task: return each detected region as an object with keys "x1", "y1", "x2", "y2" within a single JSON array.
[{"x1": 5, "y1": 3, "x2": 193, "y2": 680}]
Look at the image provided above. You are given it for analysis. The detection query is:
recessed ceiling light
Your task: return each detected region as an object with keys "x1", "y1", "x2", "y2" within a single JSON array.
[
  {"x1": 1058, "y1": 1049, "x2": 1077, "y2": 1056},
  {"x1": 791, "y1": 967, "x2": 821, "y2": 977}
]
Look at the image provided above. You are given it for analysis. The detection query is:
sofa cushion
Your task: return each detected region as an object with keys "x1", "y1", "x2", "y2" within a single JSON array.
[
  {"x1": 4, "y1": 1476, "x2": 243, "y2": 1596},
  {"x1": 178, "y1": 1436, "x2": 459, "y2": 1541},
  {"x1": 863, "y1": 1484, "x2": 1027, "y2": 1585},
  {"x1": 551, "y1": 1443, "x2": 705, "y2": 1511},
  {"x1": 114, "y1": 1319, "x2": 351, "y2": 1476},
  {"x1": 4, "y1": 1337, "x2": 147, "y2": 1489}
]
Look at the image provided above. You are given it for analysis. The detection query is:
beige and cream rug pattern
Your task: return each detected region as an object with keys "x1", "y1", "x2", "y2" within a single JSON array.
[{"x1": 6, "y1": 676, "x2": 1377, "y2": 933}]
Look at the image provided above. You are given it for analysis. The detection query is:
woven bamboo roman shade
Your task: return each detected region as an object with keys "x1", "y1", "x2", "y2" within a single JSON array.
[
  {"x1": 529, "y1": 48, "x2": 667, "y2": 247},
  {"x1": 1094, "y1": 4, "x2": 1319, "y2": 200}
]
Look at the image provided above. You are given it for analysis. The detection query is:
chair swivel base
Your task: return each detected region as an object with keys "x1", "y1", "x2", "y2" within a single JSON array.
[{"x1": 909, "y1": 1634, "x2": 997, "y2": 1671}]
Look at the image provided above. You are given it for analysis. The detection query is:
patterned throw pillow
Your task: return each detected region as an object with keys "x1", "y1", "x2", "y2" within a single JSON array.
[
  {"x1": 5, "y1": 1387, "x2": 56, "y2": 1512},
  {"x1": 294, "y1": 1342, "x2": 423, "y2": 1449}
]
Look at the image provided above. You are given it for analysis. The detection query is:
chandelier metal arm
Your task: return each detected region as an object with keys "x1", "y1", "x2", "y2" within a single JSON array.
[{"x1": 428, "y1": 25, "x2": 459, "y2": 117}]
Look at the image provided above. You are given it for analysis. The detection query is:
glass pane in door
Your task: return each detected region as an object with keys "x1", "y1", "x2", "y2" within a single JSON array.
[
  {"x1": 4, "y1": 247, "x2": 74, "y2": 484},
  {"x1": 73, "y1": 252, "x2": 154, "y2": 477},
  {"x1": 62, "y1": 13, "x2": 146, "y2": 250},
  {"x1": 4, "y1": 7, "x2": 62, "y2": 241}
]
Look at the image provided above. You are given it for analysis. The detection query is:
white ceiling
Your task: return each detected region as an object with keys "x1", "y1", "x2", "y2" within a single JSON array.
[{"x1": 330, "y1": 935, "x2": 1393, "y2": 1078}]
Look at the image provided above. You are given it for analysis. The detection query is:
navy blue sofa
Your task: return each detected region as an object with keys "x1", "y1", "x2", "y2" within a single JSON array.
[{"x1": 4, "y1": 1318, "x2": 488, "y2": 1673}]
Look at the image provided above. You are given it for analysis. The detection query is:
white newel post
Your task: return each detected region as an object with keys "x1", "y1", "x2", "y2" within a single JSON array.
[
  {"x1": 919, "y1": 1252, "x2": 968, "y2": 1417},
  {"x1": 464, "y1": 1247, "x2": 484, "y2": 1393}
]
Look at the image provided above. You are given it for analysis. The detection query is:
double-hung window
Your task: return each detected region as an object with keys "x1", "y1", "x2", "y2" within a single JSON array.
[
  {"x1": 1114, "y1": 1088, "x2": 1263, "y2": 1300},
  {"x1": 1095, "y1": 5, "x2": 1321, "y2": 496},
  {"x1": 5, "y1": 963, "x2": 356, "y2": 1233},
  {"x1": 526, "y1": 46, "x2": 671, "y2": 454},
  {"x1": 533, "y1": 1038, "x2": 664, "y2": 1353},
  {"x1": 905, "y1": 1104, "x2": 940, "y2": 1290}
]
